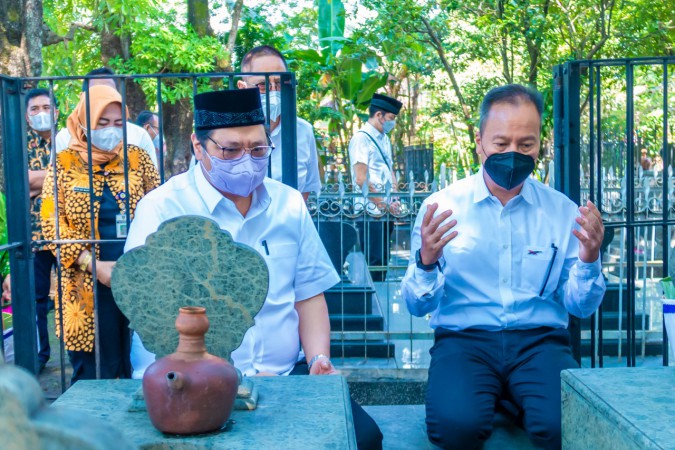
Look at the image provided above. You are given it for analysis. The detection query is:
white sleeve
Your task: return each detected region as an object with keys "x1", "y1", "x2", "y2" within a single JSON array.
[
  {"x1": 294, "y1": 198, "x2": 340, "y2": 301},
  {"x1": 348, "y1": 132, "x2": 371, "y2": 167},
  {"x1": 400, "y1": 202, "x2": 447, "y2": 317},
  {"x1": 54, "y1": 128, "x2": 70, "y2": 153},
  {"x1": 303, "y1": 125, "x2": 322, "y2": 194}
]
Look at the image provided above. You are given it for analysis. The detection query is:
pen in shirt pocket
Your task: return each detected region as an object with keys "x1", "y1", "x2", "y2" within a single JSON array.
[
  {"x1": 262, "y1": 240, "x2": 269, "y2": 255},
  {"x1": 538, "y1": 243, "x2": 558, "y2": 297}
]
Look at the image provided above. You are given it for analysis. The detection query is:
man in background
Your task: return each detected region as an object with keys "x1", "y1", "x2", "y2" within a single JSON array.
[
  {"x1": 25, "y1": 88, "x2": 59, "y2": 372},
  {"x1": 348, "y1": 93, "x2": 402, "y2": 281},
  {"x1": 238, "y1": 45, "x2": 322, "y2": 201},
  {"x1": 136, "y1": 110, "x2": 165, "y2": 160}
]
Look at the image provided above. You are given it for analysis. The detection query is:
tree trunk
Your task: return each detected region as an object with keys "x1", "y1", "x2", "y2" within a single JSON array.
[
  {"x1": 162, "y1": 98, "x2": 193, "y2": 176},
  {"x1": 99, "y1": 18, "x2": 147, "y2": 120},
  {"x1": 0, "y1": 0, "x2": 44, "y2": 189},
  {"x1": 226, "y1": 0, "x2": 245, "y2": 69},
  {"x1": 156, "y1": 0, "x2": 214, "y2": 178},
  {"x1": 420, "y1": 16, "x2": 478, "y2": 165},
  {"x1": 188, "y1": 0, "x2": 213, "y2": 37}
]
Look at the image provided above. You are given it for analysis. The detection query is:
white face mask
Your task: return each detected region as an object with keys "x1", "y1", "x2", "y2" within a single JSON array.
[
  {"x1": 85, "y1": 126, "x2": 124, "y2": 152},
  {"x1": 29, "y1": 112, "x2": 53, "y2": 132},
  {"x1": 260, "y1": 91, "x2": 282, "y2": 122},
  {"x1": 382, "y1": 118, "x2": 396, "y2": 134},
  {"x1": 152, "y1": 133, "x2": 162, "y2": 149}
]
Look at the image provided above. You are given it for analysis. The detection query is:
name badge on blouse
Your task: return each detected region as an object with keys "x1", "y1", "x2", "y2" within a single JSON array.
[{"x1": 116, "y1": 214, "x2": 128, "y2": 238}]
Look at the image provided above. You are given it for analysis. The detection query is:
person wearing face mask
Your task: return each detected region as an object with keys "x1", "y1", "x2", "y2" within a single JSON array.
[
  {"x1": 237, "y1": 45, "x2": 322, "y2": 201},
  {"x1": 22, "y1": 88, "x2": 60, "y2": 372},
  {"x1": 54, "y1": 67, "x2": 159, "y2": 169},
  {"x1": 136, "y1": 110, "x2": 165, "y2": 161},
  {"x1": 125, "y1": 88, "x2": 383, "y2": 450},
  {"x1": 40, "y1": 85, "x2": 160, "y2": 383},
  {"x1": 348, "y1": 92, "x2": 402, "y2": 282},
  {"x1": 401, "y1": 85, "x2": 606, "y2": 450}
]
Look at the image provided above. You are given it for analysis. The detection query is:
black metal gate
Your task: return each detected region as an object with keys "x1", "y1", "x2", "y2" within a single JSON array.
[
  {"x1": 554, "y1": 57, "x2": 675, "y2": 367},
  {"x1": 0, "y1": 71, "x2": 297, "y2": 386}
]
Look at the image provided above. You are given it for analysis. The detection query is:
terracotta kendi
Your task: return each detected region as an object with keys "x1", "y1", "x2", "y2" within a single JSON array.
[{"x1": 143, "y1": 306, "x2": 239, "y2": 435}]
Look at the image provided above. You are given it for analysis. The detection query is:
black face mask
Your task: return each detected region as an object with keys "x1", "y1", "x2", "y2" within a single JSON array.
[{"x1": 482, "y1": 150, "x2": 535, "y2": 190}]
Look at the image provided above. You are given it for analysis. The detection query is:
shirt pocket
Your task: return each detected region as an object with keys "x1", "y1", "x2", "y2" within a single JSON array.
[
  {"x1": 261, "y1": 242, "x2": 299, "y2": 302},
  {"x1": 520, "y1": 244, "x2": 556, "y2": 295}
]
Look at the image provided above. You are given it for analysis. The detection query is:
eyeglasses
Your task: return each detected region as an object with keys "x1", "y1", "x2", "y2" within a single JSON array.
[
  {"x1": 206, "y1": 136, "x2": 274, "y2": 161},
  {"x1": 245, "y1": 80, "x2": 282, "y2": 93}
]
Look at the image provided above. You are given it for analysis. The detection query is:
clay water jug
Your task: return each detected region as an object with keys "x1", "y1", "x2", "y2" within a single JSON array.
[{"x1": 143, "y1": 306, "x2": 239, "y2": 435}]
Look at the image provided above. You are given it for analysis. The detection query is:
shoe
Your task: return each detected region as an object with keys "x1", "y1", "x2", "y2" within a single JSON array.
[{"x1": 38, "y1": 360, "x2": 47, "y2": 374}]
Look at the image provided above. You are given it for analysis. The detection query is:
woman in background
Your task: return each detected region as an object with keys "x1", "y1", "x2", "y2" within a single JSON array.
[{"x1": 41, "y1": 85, "x2": 159, "y2": 382}]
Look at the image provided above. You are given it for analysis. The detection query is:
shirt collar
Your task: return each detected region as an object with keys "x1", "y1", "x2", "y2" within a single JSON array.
[
  {"x1": 193, "y1": 162, "x2": 272, "y2": 215},
  {"x1": 27, "y1": 128, "x2": 50, "y2": 147},
  {"x1": 363, "y1": 122, "x2": 384, "y2": 139},
  {"x1": 473, "y1": 167, "x2": 491, "y2": 204},
  {"x1": 473, "y1": 167, "x2": 535, "y2": 205},
  {"x1": 194, "y1": 163, "x2": 227, "y2": 214}
]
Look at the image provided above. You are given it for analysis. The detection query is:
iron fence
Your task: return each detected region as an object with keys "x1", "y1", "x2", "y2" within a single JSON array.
[
  {"x1": 554, "y1": 56, "x2": 675, "y2": 368},
  {"x1": 0, "y1": 70, "x2": 438, "y2": 393}
]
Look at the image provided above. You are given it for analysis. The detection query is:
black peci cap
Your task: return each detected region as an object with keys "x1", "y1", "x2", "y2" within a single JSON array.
[
  {"x1": 194, "y1": 88, "x2": 265, "y2": 130},
  {"x1": 370, "y1": 93, "x2": 402, "y2": 115}
]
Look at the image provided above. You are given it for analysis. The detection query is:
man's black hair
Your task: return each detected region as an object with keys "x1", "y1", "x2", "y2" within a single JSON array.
[
  {"x1": 368, "y1": 105, "x2": 388, "y2": 118},
  {"x1": 240, "y1": 45, "x2": 288, "y2": 71},
  {"x1": 194, "y1": 128, "x2": 212, "y2": 148},
  {"x1": 136, "y1": 110, "x2": 157, "y2": 128},
  {"x1": 81, "y1": 67, "x2": 117, "y2": 92},
  {"x1": 25, "y1": 88, "x2": 59, "y2": 109},
  {"x1": 478, "y1": 84, "x2": 543, "y2": 133}
]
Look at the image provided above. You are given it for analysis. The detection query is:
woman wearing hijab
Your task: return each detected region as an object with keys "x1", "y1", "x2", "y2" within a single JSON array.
[{"x1": 41, "y1": 85, "x2": 160, "y2": 382}]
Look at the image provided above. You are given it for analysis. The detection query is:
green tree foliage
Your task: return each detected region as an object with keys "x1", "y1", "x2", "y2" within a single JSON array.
[{"x1": 29, "y1": 0, "x2": 675, "y2": 179}]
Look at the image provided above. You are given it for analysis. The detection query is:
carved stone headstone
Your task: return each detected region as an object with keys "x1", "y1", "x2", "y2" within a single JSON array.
[{"x1": 112, "y1": 216, "x2": 268, "y2": 362}]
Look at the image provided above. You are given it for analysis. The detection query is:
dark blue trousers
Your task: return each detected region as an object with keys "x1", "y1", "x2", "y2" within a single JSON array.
[
  {"x1": 425, "y1": 327, "x2": 577, "y2": 450},
  {"x1": 34, "y1": 250, "x2": 56, "y2": 366}
]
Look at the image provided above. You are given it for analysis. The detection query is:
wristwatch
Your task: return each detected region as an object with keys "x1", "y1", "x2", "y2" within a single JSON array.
[{"x1": 416, "y1": 249, "x2": 441, "y2": 272}]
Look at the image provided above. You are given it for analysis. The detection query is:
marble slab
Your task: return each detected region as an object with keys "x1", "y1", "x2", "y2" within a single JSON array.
[
  {"x1": 561, "y1": 367, "x2": 675, "y2": 450},
  {"x1": 112, "y1": 216, "x2": 269, "y2": 362},
  {"x1": 54, "y1": 376, "x2": 357, "y2": 449}
]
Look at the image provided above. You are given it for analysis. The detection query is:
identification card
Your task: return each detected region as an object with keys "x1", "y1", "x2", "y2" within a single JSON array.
[{"x1": 116, "y1": 214, "x2": 128, "y2": 238}]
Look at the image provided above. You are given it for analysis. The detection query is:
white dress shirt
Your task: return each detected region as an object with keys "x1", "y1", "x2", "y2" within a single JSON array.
[
  {"x1": 401, "y1": 169, "x2": 606, "y2": 331},
  {"x1": 124, "y1": 165, "x2": 340, "y2": 376},
  {"x1": 55, "y1": 122, "x2": 159, "y2": 168},
  {"x1": 348, "y1": 122, "x2": 394, "y2": 190},
  {"x1": 269, "y1": 118, "x2": 322, "y2": 194}
]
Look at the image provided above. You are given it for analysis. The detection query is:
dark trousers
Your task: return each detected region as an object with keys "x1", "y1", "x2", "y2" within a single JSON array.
[
  {"x1": 355, "y1": 221, "x2": 392, "y2": 282},
  {"x1": 425, "y1": 327, "x2": 578, "y2": 450},
  {"x1": 290, "y1": 361, "x2": 383, "y2": 450},
  {"x1": 68, "y1": 283, "x2": 131, "y2": 384},
  {"x1": 34, "y1": 250, "x2": 56, "y2": 365}
]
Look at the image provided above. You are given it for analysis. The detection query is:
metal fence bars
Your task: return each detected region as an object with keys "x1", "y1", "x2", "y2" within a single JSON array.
[
  {"x1": 0, "y1": 70, "x2": 440, "y2": 393},
  {"x1": 554, "y1": 56, "x2": 675, "y2": 368},
  {"x1": 0, "y1": 71, "x2": 298, "y2": 391}
]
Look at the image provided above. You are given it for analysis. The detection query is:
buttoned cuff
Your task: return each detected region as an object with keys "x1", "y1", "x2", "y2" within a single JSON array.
[{"x1": 576, "y1": 256, "x2": 602, "y2": 279}]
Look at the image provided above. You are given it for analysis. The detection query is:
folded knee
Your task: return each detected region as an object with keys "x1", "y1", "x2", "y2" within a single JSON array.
[{"x1": 426, "y1": 412, "x2": 492, "y2": 450}]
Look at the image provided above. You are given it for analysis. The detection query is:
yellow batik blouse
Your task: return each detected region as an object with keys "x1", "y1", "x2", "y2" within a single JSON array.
[{"x1": 40, "y1": 146, "x2": 160, "y2": 352}]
